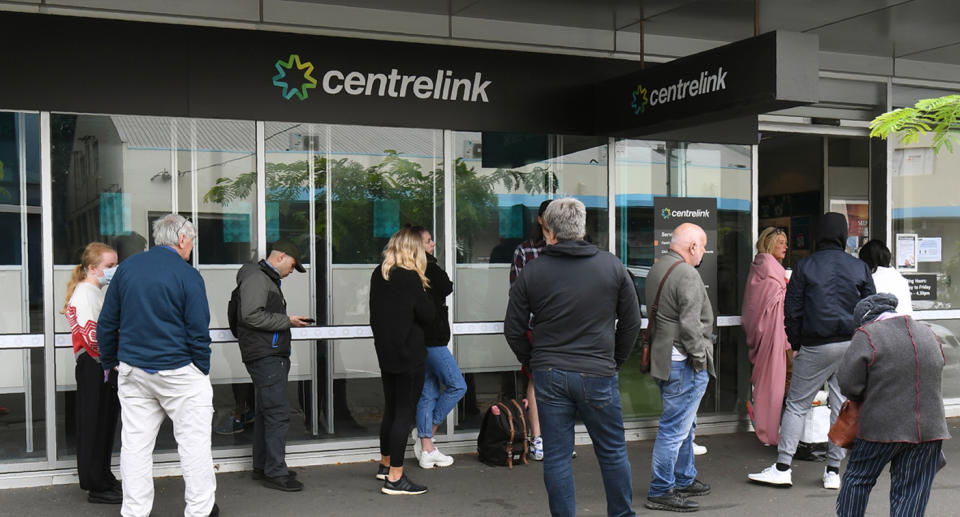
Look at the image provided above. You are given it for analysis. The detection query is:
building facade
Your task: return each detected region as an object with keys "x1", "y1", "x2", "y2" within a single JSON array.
[{"x1": 0, "y1": 1, "x2": 959, "y2": 486}]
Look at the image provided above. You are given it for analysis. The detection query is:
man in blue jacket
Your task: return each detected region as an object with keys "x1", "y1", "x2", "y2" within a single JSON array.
[
  {"x1": 98, "y1": 214, "x2": 218, "y2": 517},
  {"x1": 749, "y1": 212, "x2": 875, "y2": 491}
]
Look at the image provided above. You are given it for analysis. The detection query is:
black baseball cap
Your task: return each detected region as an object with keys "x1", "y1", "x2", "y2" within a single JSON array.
[{"x1": 269, "y1": 238, "x2": 306, "y2": 273}]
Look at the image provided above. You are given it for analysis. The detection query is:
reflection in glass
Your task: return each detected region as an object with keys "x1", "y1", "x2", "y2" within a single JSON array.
[
  {"x1": 451, "y1": 131, "x2": 608, "y2": 428},
  {"x1": 0, "y1": 111, "x2": 45, "y2": 462}
]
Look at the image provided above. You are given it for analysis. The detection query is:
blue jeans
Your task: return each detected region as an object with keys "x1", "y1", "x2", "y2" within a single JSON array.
[
  {"x1": 534, "y1": 368, "x2": 635, "y2": 517},
  {"x1": 649, "y1": 360, "x2": 709, "y2": 498},
  {"x1": 416, "y1": 346, "x2": 466, "y2": 437}
]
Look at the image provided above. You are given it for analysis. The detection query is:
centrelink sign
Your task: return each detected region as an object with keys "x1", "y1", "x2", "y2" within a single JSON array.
[
  {"x1": 632, "y1": 67, "x2": 728, "y2": 115},
  {"x1": 272, "y1": 54, "x2": 492, "y2": 103},
  {"x1": 597, "y1": 31, "x2": 818, "y2": 136}
]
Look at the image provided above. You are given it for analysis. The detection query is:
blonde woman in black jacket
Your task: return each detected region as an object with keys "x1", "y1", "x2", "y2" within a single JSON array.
[{"x1": 369, "y1": 227, "x2": 435, "y2": 495}]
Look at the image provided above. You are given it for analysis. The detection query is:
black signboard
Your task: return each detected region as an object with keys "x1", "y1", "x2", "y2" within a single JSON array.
[
  {"x1": 653, "y1": 197, "x2": 719, "y2": 316},
  {"x1": 596, "y1": 31, "x2": 818, "y2": 137},
  {"x1": 905, "y1": 274, "x2": 938, "y2": 301},
  {"x1": 0, "y1": 12, "x2": 817, "y2": 141}
]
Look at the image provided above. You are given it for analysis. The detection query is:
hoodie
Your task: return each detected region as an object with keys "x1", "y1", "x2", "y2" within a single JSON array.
[
  {"x1": 503, "y1": 240, "x2": 642, "y2": 376},
  {"x1": 784, "y1": 213, "x2": 876, "y2": 348}
]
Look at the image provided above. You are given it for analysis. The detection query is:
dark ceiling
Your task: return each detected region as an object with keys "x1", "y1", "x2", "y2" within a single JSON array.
[{"x1": 294, "y1": 0, "x2": 960, "y2": 65}]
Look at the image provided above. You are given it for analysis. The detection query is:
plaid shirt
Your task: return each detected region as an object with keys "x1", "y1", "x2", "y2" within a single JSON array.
[{"x1": 510, "y1": 238, "x2": 545, "y2": 285}]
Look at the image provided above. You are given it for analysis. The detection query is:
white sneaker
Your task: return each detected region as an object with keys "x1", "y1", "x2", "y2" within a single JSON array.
[
  {"x1": 411, "y1": 428, "x2": 422, "y2": 461},
  {"x1": 419, "y1": 447, "x2": 454, "y2": 469},
  {"x1": 823, "y1": 468, "x2": 841, "y2": 490},
  {"x1": 748, "y1": 464, "x2": 793, "y2": 486},
  {"x1": 693, "y1": 442, "x2": 707, "y2": 456}
]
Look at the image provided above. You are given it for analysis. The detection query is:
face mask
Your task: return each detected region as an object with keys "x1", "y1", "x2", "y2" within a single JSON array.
[{"x1": 99, "y1": 266, "x2": 117, "y2": 287}]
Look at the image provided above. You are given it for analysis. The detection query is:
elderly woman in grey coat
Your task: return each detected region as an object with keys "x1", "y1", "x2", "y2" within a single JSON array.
[{"x1": 835, "y1": 293, "x2": 949, "y2": 517}]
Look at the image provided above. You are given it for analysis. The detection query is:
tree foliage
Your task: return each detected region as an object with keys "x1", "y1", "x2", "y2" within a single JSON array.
[
  {"x1": 203, "y1": 151, "x2": 557, "y2": 263},
  {"x1": 870, "y1": 94, "x2": 960, "y2": 153}
]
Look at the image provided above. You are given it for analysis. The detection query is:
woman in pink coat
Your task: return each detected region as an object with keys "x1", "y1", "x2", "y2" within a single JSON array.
[{"x1": 741, "y1": 227, "x2": 790, "y2": 446}]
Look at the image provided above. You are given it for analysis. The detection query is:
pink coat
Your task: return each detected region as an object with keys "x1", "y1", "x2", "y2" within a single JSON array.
[{"x1": 741, "y1": 253, "x2": 790, "y2": 445}]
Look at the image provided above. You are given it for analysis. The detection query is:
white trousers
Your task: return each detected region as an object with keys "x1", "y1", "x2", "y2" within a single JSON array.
[{"x1": 118, "y1": 362, "x2": 216, "y2": 517}]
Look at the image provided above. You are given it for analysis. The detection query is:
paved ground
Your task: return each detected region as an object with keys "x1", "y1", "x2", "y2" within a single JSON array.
[{"x1": 6, "y1": 419, "x2": 960, "y2": 516}]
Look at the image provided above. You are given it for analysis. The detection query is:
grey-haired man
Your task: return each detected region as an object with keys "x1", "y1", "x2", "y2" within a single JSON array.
[{"x1": 98, "y1": 214, "x2": 218, "y2": 517}]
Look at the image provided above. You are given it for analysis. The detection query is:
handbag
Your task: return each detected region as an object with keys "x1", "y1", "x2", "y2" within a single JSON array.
[
  {"x1": 639, "y1": 260, "x2": 683, "y2": 374},
  {"x1": 828, "y1": 399, "x2": 861, "y2": 448}
]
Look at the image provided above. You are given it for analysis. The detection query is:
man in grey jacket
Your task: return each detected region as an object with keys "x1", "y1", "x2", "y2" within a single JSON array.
[
  {"x1": 644, "y1": 223, "x2": 714, "y2": 513},
  {"x1": 235, "y1": 238, "x2": 311, "y2": 492},
  {"x1": 505, "y1": 197, "x2": 642, "y2": 517}
]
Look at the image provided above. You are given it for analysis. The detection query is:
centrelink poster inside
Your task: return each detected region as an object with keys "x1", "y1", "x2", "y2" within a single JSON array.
[{"x1": 653, "y1": 196, "x2": 718, "y2": 317}]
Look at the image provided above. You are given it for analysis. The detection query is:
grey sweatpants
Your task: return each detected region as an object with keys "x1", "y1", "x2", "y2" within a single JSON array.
[{"x1": 777, "y1": 340, "x2": 850, "y2": 468}]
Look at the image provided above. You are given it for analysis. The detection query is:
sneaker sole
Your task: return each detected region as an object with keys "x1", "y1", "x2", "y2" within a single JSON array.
[
  {"x1": 643, "y1": 501, "x2": 698, "y2": 512},
  {"x1": 747, "y1": 477, "x2": 792, "y2": 487},
  {"x1": 419, "y1": 459, "x2": 454, "y2": 469},
  {"x1": 375, "y1": 474, "x2": 387, "y2": 480},
  {"x1": 381, "y1": 486, "x2": 428, "y2": 496}
]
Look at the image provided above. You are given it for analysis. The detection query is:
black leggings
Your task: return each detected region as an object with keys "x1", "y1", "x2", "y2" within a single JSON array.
[
  {"x1": 379, "y1": 367, "x2": 425, "y2": 468},
  {"x1": 75, "y1": 353, "x2": 120, "y2": 492}
]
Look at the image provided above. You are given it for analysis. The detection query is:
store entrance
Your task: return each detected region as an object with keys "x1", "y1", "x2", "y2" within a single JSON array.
[{"x1": 757, "y1": 132, "x2": 872, "y2": 267}]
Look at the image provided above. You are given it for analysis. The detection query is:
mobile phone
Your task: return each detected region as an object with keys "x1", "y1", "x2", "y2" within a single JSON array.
[{"x1": 302, "y1": 318, "x2": 316, "y2": 324}]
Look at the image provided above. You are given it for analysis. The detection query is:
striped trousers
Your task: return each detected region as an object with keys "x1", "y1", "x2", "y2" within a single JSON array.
[{"x1": 836, "y1": 438, "x2": 942, "y2": 517}]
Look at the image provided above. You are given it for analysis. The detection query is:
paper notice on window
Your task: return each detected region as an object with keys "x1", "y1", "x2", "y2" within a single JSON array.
[
  {"x1": 896, "y1": 233, "x2": 918, "y2": 271},
  {"x1": 918, "y1": 237, "x2": 942, "y2": 263}
]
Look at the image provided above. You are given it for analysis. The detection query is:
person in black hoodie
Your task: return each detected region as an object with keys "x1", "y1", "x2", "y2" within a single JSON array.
[
  {"x1": 749, "y1": 212, "x2": 875, "y2": 490},
  {"x1": 235, "y1": 238, "x2": 311, "y2": 492},
  {"x1": 408, "y1": 226, "x2": 465, "y2": 470},
  {"x1": 369, "y1": 227, "x2": 435, "y2": 495},
  {"x1": 504, "y1": 197, "x2": 642, "y2": 517}
]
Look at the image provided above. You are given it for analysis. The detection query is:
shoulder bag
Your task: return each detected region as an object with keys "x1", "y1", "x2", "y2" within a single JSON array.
[{"x1": 639, "y1": 259, "x2": 683, "y2": 374}]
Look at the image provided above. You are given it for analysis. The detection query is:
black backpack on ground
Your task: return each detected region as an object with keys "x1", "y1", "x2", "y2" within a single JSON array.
[
  {"x1": 476, "y1": 399, "x2": 528, "y2": 468},
  {"x1": 227, "y1": 285, "x2": 241, "y2": 338}
]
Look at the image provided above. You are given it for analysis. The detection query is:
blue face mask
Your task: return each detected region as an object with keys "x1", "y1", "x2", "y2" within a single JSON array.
[{"x1": 99, "y1": 266, "x2": 117, "y2": 287}]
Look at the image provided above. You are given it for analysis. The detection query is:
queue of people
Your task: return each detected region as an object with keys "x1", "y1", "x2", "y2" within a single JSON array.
[{"x1": 66, "y1": 208, "x2": 947, "y2": 515}]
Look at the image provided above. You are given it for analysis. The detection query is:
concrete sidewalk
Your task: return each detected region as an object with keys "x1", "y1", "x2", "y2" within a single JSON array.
[{"x1": 8, "y1": 419, "x2": 960, "y2": 516}]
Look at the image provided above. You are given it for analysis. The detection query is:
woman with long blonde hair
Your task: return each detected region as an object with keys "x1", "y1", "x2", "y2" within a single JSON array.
[
  {"x1": 369, "y1": 227, "x2": 434, "y2": 495},
  {"x1": 741, "y1": 227, "x2": 790, "y2": 446},
  {"x1": 64, "y1": 242, "x2": 122, "y2": 504}
]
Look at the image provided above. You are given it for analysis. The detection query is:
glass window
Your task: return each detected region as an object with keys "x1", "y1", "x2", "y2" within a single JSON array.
[
  {"x1": 52, "y1": 114, "x2": 175, "y2": 457},
  {"x1": 890, "y1": 86, "x2": 960, "y2": 400},
  {"x1": 0, "y1": 111, "x2": 44, "y2": 462},
  {"x1": 615, "y1": 139, "x2": 753, "y2": 418},
  {"x1": 452, "y1": 131, "x2": 609, "y2": 428}
]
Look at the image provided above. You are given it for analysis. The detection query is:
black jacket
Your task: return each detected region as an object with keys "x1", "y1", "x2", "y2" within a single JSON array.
[
  {"x1": 236, "y1": 260, "x2": 292, "y2": 363},
  {"x1": 503, "y1": 240, "x2": 642, "y2": 376},
  {"x1": 784, "y1": 213, "x2": 876, "y2": 348},
  {"x1": 369, "y1": 266, "x2": 435, "y2": 373},
  {"x1": 423, "y1": 254, "x2": 454, "y2": 347}
]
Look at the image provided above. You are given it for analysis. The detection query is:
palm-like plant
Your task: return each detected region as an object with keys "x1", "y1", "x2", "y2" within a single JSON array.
[{"x1": 870, "y1": 94, "x2": 960, "y2": 153}]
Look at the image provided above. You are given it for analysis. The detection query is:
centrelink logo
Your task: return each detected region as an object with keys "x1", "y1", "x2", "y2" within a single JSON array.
[
  {"x1": 632, "y1": 67, "x2": 728, "y2": 116},
  {"x1": 662, "y1": 208, "x2": 711, "y2": 219},
  {"x1": 631, "y1": 85, "x2": 649, "y2": 115},
  {"x1": 272, "y1": 53, "x2": 492, "y2": 103}
]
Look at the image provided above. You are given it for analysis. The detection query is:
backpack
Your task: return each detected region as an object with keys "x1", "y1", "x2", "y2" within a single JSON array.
[
  {"x1": 227, "y1": 285, "x2": 241, "y2": 338},
  {"x1": 476, "y1": 399, "x2": 528, "y2": 468}
]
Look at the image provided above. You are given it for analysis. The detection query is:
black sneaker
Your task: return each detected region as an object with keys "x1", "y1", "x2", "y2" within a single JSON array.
[
  {"x1": 676, "y1": 479, "x2": 711, "y2": 497},
  {"x1": 376, "y1": 464, "x2": 389, "y2": 480},
  {"x1": 262, "y1": 475, "x2": 304, "y2": 492},
  {"x1": 645, "y1": 489, "x2": 699, "y2": 512},
  {"x1": 87, "y1": 486, "x2": 123, "y2": 504},
  {"x1": 381, "y1": 474, "x2": 427, "y2": 496},
  {"x1": 253, "y1": 468, "x2": 298, "y2": 480}
]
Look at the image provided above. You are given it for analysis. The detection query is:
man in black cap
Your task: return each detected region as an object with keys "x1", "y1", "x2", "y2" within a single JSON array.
[{"x1": 235, "y1": 238, "x2": 312, "y2": 491}]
